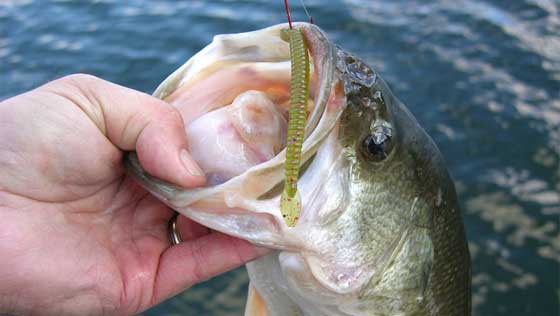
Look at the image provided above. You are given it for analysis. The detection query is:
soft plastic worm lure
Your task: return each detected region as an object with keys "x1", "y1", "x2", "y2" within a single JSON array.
[{"x1": 279, "y1": 27, "x2": 310, "y2": 227}]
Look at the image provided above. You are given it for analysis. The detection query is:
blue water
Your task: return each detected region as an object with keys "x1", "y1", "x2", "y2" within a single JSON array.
[{"x1": 1, "y1": 1, "x2": 558, "y2": 315}]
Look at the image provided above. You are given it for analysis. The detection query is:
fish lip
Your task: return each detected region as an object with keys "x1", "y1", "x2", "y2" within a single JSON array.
[{"x1": 153, "y1": 22, "x2": 335, "y2": 101}]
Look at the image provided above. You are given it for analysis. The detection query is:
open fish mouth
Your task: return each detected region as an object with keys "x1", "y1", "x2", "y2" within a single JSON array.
[{"x1": 125, "y1": 22, "x2": 348, "y2": 250}]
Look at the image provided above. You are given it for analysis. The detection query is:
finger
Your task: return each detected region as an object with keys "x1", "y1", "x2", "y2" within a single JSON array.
[
  {"x1": 41, "y1": 74, "x2": 205, "y2": 188},
  {"x1": 152, "y1": 232, "x2": 270, "y2": 303}
]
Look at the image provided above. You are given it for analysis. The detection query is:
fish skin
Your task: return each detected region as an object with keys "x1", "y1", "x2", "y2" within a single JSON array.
[
  {"x1": 339, "y1": 49, "x2": 471, "y2": 316},
  {"x1": 124, "y1": 23, "x2": 471, "y2": 316}
]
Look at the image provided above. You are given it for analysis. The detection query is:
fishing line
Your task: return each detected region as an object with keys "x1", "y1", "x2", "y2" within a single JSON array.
[{"x1": 299, "y1": 0, "x2": 314, "y2": 24}]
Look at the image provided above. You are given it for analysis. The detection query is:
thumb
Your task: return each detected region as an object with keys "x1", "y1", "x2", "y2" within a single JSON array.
[{"x1": 44, "y1": 74, "x2": 205, "y2": 189}]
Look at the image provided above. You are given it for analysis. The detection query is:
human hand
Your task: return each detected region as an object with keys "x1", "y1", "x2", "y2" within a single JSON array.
[{"x1": 0, "y1": 74, "x2": 268, "y2": 316}]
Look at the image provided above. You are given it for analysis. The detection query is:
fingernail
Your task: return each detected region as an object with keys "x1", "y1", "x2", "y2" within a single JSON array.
[{"x1": 180, "y1": 149, "x2": 204, "y2": 177}]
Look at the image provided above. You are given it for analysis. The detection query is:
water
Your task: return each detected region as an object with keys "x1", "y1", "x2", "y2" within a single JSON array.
[{"x1": 1, "y1": 0, "x2": 558, "y2": 315}]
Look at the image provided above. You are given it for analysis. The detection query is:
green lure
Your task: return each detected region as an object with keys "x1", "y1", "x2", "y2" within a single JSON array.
[{"x1": 280, "y1": 28, "x2": 310, "y2": 227}]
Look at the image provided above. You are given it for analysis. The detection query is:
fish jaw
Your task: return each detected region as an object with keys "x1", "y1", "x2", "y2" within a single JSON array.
[{"x1": 125, "y1": 22, "x2": 346, "y2": 250}]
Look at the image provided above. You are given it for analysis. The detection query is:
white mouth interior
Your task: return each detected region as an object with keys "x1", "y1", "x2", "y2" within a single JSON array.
[{"x1": 155, "y1": 25, "x2": 320, "y2": 187}]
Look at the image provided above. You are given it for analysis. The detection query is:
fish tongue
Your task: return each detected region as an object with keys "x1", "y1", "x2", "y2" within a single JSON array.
[{"x1": 186, "y1": 90, "x2": 287, "y2": 186}]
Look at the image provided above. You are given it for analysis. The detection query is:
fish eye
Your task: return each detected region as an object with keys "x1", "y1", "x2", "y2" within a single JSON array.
[
  {"x1": 361, "y1": 133, "x2": 393, "y2": 162},
  {"x1": 360, "y1": 123, "x2": 394, "y2": 162}
]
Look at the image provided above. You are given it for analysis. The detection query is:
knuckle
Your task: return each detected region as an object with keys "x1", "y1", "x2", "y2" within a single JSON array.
[
  {"x1": 58, "y1": 73, "x2": 101, "y2": 86},
  {"x1": 159, "y1": 106, "x2": 184, "y2": 126},
  {"x1": 50, "y1": 74, "x2": 103, "y2": 100}
]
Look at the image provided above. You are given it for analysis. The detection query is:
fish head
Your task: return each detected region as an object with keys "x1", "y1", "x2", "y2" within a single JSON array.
[
  {"x1": 126, "y1": 22, "x2": 470, "y2": 315},
  {"x1": 274, "y1": 48, "x2": 471, "y2": 314}
]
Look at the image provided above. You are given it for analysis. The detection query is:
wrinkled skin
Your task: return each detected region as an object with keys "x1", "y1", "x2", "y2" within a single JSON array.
[{"x1": 126, "y1": 23, "x2": 471, "y2": 316}]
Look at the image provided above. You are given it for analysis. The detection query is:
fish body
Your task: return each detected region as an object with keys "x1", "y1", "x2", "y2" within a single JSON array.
[{"x1": 125, "y1": 23, "x2": 470, "y2": 316}]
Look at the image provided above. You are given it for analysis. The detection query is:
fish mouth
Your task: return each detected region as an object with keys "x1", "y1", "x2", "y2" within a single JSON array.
[{"x1": 125, "y1": 22, "x2": 347, "y2": 249}]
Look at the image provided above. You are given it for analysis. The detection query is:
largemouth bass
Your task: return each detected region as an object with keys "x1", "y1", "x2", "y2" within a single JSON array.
[{"x1": 125, "y1": 23, "x2": 471, "y2": 316}]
